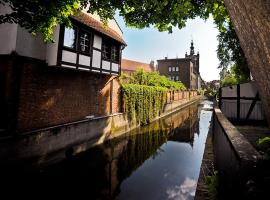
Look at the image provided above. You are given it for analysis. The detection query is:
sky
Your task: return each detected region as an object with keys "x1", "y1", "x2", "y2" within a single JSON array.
[{"x1": 115, "y1": 15, "x2": 220, "y2": 82}]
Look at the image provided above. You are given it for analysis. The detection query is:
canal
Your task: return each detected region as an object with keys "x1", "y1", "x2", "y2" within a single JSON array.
[{"x1": 2, "y1": 100, "x2": 213, "y2": 199}]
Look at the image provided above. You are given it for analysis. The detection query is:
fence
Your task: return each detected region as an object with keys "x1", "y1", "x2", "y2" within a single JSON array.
[
  {"x1": 218, "y1": 81, "x2": 265, "y2": 121},
  {"x1": 167, "y1": 90, "x2": 198, "y2": 103}
]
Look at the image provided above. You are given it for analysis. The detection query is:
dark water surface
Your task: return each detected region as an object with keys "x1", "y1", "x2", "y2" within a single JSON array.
[{"x1": 1, "y1": 100, "x2": 213, "y2": 199}]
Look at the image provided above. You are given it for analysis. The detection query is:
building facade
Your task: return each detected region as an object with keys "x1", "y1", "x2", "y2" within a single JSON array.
[
  {"x1": 157, "y1": 41, "x2": 201, "y2": 90},
  {"x1": 121, "y1": 59, "x2": 155, "y2": 75},
  {"x1": 0, "y1": 5, "x2": 125, "y2": 134}
]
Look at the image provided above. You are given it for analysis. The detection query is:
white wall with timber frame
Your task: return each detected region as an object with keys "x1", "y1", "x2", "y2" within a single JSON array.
[
  {"x1": 219, "y1": 81, "x2": 265, "y2": 121},
  {"x1": 46, "y1": 19, "x2": 122, "y2": 76}
]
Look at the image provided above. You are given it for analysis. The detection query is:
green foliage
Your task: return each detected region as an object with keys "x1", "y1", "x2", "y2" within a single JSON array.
[
  {"x1": 206, "y1": 171, "x2": 219, "y2": 200},
  {"x1": 0, "y1": 0, "x2": 80, "y2": 42},
  {"x1": 197, "y1": 88, "x2": 206, "y2": 96},
  {"x1": 220, "y1": 64, "x2": 248, "y2": 87},
  {"x1": 122, "y1": 84, "x2": 167, "y2": 125},
  {"x1": 0, "y1": 0, "x2": 228, "y2": 42},
  {"x1": 1, "y1": 0, "x2": 249, "y2": 83},
  {"x1": 120, "y1": 68, "x2": 186, "y2": 90},
  {"x1": 256, "y1": 137, "x2": 270, "y2": 160},
  {"x1": 218, "y1": 21, "x2": 250, "y2": 83}
]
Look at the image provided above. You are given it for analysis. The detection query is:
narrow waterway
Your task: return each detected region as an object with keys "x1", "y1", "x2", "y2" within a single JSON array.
[{"x1": 2, "y1": 100, "x2": 213, "y2": 199}]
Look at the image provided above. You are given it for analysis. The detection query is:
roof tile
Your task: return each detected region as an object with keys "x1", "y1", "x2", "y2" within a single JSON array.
[{"x1": 71, "y1": 12, "x2": 126, "y2": 45}]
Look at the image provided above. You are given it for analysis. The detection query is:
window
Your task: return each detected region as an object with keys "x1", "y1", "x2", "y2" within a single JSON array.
[
  {"x1": 79, "y1": 31, "x2": 90, "y2": 53},
  {"x1": 111, "y1": 45, "x2": 119, "y2": 62},
  {"x1": 175, "y1": 76, "x2": 179, "y2": 81},
  {"x1": 63, "y1": 27, "x2": 76, "y2": 49},
  {"x1": 176, "y1": 66, "x2": 179, "y2": 71},
  {"x1": 172, "y1": 67, "x2": 175, "y2": 72},
  {"x1": 169, "y1": 66, "x2": 172, "y2": 72},
  {"x1": 102, "y1": 41, "x2": 111, "y2": 60}
]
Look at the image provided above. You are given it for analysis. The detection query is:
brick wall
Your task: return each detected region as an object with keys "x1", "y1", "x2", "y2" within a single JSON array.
[
  {"x1": 157, "y1": 59, "x2": 192, "y2": 89},
  {"x1": 166, "y1": 90, "x2": 197, "y2": 102},
  {"x1": 1, "y1": 56, "x2": 121, "y2": 132}
]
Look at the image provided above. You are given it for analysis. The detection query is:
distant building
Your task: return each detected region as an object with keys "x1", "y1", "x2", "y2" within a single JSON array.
[
  {"x1": 157, "y1": 41, "x2": 201, "y2": 90},
  {"x1": 121, "y1": 59, "x2": 155, "y2": 75}
]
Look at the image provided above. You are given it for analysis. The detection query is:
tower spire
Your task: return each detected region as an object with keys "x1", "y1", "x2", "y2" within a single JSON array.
[{"x1": 190, "y1": 40, "x2": 195, "y2": 56}]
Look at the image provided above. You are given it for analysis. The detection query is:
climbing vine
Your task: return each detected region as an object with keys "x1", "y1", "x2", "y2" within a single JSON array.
[{"x1": 122, "y1": 84, "x2": 167, "y2": 125}]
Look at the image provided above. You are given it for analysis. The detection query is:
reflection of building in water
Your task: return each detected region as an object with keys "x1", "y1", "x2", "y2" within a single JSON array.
[
  {"x1": 12, "y1": 103, "x2": 200, "y2": 199},
  {"x1": 49, "y1": 121, "x2": 169, "y2": 200},
  {"x1": 165, "y1": 104, "x2": 199, "y2": 146},
  {"x1": 88, "y1": 104, "x2": 200, "y2": 198}
]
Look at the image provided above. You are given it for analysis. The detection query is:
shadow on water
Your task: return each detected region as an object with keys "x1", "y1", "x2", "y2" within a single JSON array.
[{"x1": 0, "y1": 100, "x2": 213, "y2": 199}]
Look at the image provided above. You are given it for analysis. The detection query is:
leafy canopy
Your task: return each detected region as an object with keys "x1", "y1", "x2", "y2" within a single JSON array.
[
  {"x1": 0, "y1": 0, "x2": 228, "y2": 41},
  {"x1": 0, "y1": 0, "x2": 248, "y2": 80}
]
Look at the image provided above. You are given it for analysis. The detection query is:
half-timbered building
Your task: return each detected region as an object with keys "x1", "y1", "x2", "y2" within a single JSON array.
[{"x1": 0, "y1": 5, "x2": 126, "y2": 134}]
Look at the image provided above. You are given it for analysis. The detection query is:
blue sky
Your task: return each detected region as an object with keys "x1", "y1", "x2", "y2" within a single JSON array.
[{"x1": 115, "y1": 15, "x2": 220, "y2": 82}]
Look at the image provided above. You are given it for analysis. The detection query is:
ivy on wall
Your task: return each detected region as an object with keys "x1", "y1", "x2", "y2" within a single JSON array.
[{"x1": 122, "y1": 84, "x2": 167, "y2": 125}]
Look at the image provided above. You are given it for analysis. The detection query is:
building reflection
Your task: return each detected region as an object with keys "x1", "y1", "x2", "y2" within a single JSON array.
[{"x1": 1, "y1": 103, "x2": 201, "y2": 198}]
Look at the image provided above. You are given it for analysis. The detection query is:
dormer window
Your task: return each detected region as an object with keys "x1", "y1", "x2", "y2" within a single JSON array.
[
  {"x1": 63, "y1": 27, "x2": 76, "y2": 49},
  {"x1": 57, "y1": 17, "x2": 124, "y2": 76}
]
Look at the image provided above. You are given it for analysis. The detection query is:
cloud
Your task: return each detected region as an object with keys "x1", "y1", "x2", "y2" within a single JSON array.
[{"x1": 166, "y1": 177, "x2": 197, "y2": 200}]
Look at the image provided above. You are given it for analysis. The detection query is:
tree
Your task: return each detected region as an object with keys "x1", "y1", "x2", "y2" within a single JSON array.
[
  {"x1": 0, "y1": 0, "x2": 229, "y2": 41},
  {"x1": 1, "y1": 0, "x2": 269, "y2": 124},
  {"x1": 223, "y1": 0, "x2": 270, "y2": 124},
  {"x1": 217, "y1": 21, "x2": 250, "y2": 83}
]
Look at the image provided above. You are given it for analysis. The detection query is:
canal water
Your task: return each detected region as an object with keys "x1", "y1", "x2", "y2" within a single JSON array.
[{"x1": 2, "y1": 100, "x2": 213, "y2": 199}]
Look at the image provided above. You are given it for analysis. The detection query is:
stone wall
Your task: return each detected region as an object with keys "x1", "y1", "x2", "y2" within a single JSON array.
[{"x1": 213, "y1": 108, "x2": 262, "y2": 198}]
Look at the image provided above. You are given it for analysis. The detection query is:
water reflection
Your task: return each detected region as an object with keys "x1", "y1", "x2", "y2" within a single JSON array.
[{"x1": 1, "y1": 100, "x2": 213, "y2": 199}]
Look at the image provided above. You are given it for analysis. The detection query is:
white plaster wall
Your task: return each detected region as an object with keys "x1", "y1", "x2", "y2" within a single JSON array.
[
  {"x1": 92, "y1": 50, "x2": 101, "y2": 68},
  {"x1": 0, "y1": 4, "x2": 17, "y2": 54},
  {"x1": 102, "y1": 60, "x2": 110, "y2": 70},
  {"x1": 0, "y1": 23, "x2": 17, "y2": 54},
  {"x1": 46, "y1": 26, "x2": 60, "y2": 66},
  {"x1": 112, "y1": 63, "x2": 119, "y2": 72},
  {"x1": 79, "y1": 54, "x2": 90, "y2": 66},
  {"x1": 62, "y1": 50, "x2": 76, "y2": 63},
  {"x1": 222, "y1": 85, "x2": 237, "y2": 97},
  {"x1": 16, "y1": 26, "x2": 46, "y2": 60},
  {"x1": 240, "y1": 82, "x2": 257, "y2": 97}
]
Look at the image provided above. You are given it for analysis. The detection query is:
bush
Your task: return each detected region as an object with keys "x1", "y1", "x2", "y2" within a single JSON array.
[
  {"x1": 256, "y1": 137, "x2": 270, "y2": 160},
  {"x1": 120, "y1": 68, "x2": 186, "y2": 90}
]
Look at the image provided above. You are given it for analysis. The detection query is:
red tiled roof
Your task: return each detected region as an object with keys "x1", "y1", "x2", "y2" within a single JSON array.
[
  {"x1": 121, "y1": 59, "x2": 154, "y2": 72},
  {"x1": 71, "y1": 12, "x2": 126, "y2": 45}
]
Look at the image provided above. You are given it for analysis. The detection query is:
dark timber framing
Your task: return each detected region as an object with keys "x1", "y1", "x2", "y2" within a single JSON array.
[
  {"x1": 219, "y1": 83, "x2": 262, "y2": 122},
  {"x1": 57, "y1": 18, "x2": 123, "y2": 76}
]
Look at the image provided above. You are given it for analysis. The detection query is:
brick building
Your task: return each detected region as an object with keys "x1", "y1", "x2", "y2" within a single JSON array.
[
  {"x1": 121, "y1": 59, "x2": 155, "y2": 75},
  {"x1": 157, "y1": 41, "x2": 202, "y2": 89},
  {"x1": 0, "y1": 5, "x2": 126, "y2": 134}
]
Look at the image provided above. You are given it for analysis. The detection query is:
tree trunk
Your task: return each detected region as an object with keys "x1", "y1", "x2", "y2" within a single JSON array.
[{"x1": 223, "y1": 0, "x2": 270, "y2": 125}]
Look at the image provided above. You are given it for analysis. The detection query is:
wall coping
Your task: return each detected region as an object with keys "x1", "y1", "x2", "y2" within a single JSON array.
[
  {"x1": 214, "y1": 108, "x2": 261, "y2": 163},
  {"x1": 0, "y1": 112, "x2": 124, "y2": 140}
]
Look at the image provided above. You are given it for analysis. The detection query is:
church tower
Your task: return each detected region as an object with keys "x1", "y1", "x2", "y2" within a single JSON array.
[
  {"x1": 190, "y1": 40, "x2": 195, "y2": 56},
  {"x1": 186, "y1": 40, "x2": 200, "y2": 74}
]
